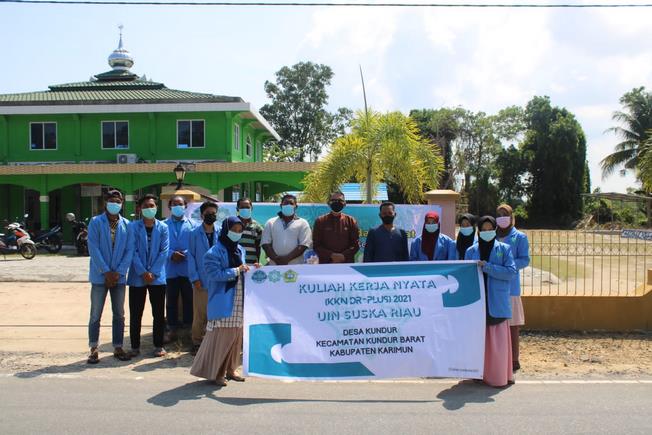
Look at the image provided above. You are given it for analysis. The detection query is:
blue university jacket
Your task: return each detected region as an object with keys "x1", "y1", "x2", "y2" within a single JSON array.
[
  {"x1": 87, "y1": 213, "x2": 134, "y2": 285},
  {"x1": 127, "y1": 219, "x2": 170, "y2": 287},
  {"x1": 187, "y1": 224, "x2": 219, "y2": 288},
  {"x1": 203, "y1": 240, "x2": 246, "y2": 321},
  {"x1": 498, "y1": 227, "x2": 530, "y2": 296},
  {"x1": 409, "y1": 234, "x2": 458, "y2": 261},
  {"x1": 465, "y1": 241, "x2": 517, "y2": 319},
  {"x1": 164, "y1": 216, "x2": 195, "y2": 279}
]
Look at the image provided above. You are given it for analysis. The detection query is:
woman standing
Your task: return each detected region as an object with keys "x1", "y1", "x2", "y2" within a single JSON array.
[
  {"x1": 190, "y1": 216, "x2": 256, "y2": 386},
  {"x1": 465, "y1": 216, "x2": 517, "y2": 387},
  {"x1": 496, "y1": 204, "x2": 530, "y2": 372},
  {"x1": 409, "y1": 211, "x2": 457, "y2": 261},
  {"x1": 456, "y1": 214, "x2": 476, "y2": 261}
]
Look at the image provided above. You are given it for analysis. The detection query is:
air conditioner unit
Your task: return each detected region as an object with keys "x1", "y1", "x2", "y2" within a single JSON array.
[{"x1": 117, "y1": 154, "x2": 137, "y2": 164}]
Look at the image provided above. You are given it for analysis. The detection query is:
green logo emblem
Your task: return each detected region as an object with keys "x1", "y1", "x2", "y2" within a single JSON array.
[
  {"x1": 283, "y1": 270, "x2": 298, "y2": 283},
  {"x1": 268, "y1": 270, "x2": 282, "y2": 283}
]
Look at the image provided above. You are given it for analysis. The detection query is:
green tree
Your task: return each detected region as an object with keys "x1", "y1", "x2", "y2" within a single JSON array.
[
  {"x1": 601, "y1": 86, "x2": 652, "y2": 179},
  {"x1": 302, "y1": 110, "x2": 444, "y2": 204},
  {"x1": 523, "y1": 96, "x2": 587, "y2": 225},
  {"x1": 495, "y1": 145, "x2": 528, "y2": 205},
  {"x1": 260, "y1": 62, "x2": 352, "y2": 162}
]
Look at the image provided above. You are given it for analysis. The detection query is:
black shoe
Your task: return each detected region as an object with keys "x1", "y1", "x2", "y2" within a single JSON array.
[
  {"x1": 113, "y1": 347, "x2": 131, "y2": 361},
  {"x1": 513, "y1": 361, "x2": 521, "y2": 372}
]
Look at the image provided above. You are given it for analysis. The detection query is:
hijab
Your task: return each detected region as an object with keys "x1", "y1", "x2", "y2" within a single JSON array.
[
  {"x1": 496, "y1": 204, "x2": 515, "y2": 238},
  {"x1": 219, "y1": 216, "x2": 244, "y2": 291},
  {"x1": 420, "y1": 211, "x2": 440, "y2": 261},
  {"x1": 478, "y1": 215, "x2": 496, "y2": 262},
  {"x1": 456, "y1": 213, "x2": 476, "y2": 259}
]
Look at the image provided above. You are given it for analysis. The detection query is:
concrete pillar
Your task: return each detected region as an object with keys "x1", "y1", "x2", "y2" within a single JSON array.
[
  {"x1": 124, "y1": 194, "x2": 136, "y2": 219},
  {"x1": 39, "y1": 194, "x2": 49, "y2": 231},
  {"x1": 424, "y1": 189, "x2": 460, "y2": 238}
]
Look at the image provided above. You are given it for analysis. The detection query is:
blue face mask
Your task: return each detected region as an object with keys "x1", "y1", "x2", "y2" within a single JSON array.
[
  {"x1": 227, "y1": 230, "x2": 242, "y2": 242},
  {"x1": 479, "y1": 230, "x2": 496, "y2": 242},
  {"x1": 281, "y1": 204, "x2": 295, "y2": 217},
  {"x1": 142, "y1": 207, "x2": 157, "y2": 219},
  {"x1": 106, "y1": 202, "x2": 122, "y2": 215},
  {"x1": 171, "y1": 205, "x2": 185, "y2": 218},
  {"x1": 238, "y1": 208, "x2": 252, "y2": 219},
  {"x1": 459, "y1": 227, "x2": 474, "y2": 237},
  {"x1": 425, "y1": 223, "x2": 439, "y2": 233}
]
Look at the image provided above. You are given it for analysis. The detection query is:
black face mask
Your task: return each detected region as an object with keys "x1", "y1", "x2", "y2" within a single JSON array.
[
  {"x1": 329, "y1": 201, "x2": 345, "y2": 213},
  {"x1": 203, "y1": 214, "x2": 217, "y2": 225},
  {"x1": 381, "y1": 215, "x2": 395, "y2": 225}
]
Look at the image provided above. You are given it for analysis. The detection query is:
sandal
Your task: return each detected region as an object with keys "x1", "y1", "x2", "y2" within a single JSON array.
[
  {"x1": 153, "y1": 347, "x2": 167, "y2": 358},
  {"x1": 87, "y1": 348, "x2": 99, "y2": 364},
  {"x1": 113, "y1": 347, "x2": 131, "y2": 361},
  {"x1": 215, "y1": 377, "x2": 227, "y2": 387},
  {"x1": 226, "y1": 373, "x2": 245, "y2": 382}
]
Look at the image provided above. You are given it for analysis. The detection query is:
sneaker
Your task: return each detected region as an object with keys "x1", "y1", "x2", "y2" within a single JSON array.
[
  {"x1": 113, "y1": 347, "x2": 131, "y2": 361},
  {"x1": 128, "y1": 349, "x2": 140, "y2": 358},
  {"x1": 153, "y1": 347, "x2": 167, "y2": 357}
]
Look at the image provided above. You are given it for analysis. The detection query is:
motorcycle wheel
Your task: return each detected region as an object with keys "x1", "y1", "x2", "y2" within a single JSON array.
[
  {"x1": 20, "y1": 244, "x2": 37, "y2": 260},
  {"x1": 44, "y1": 235, "x2": 62, "y2": 253}
]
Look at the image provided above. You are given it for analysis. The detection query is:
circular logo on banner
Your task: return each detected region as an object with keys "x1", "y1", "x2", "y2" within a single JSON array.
[
  {"x1": 268, "y1": 270, "x2": 282, "y2": 283},
  {"x1": 283, "y1": 270, "x2": 298, "y2": 283},
  {"x1": 251, "y1": 270, "x2": 268, "y2": 284}
]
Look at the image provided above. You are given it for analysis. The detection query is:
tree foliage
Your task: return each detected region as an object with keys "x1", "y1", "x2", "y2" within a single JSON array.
[
  {"x1": 302, "y1": 110, "x2": 444, "y2": 204},
  {"x1": 260, "y1": 62, "x2": 352, "y2": 162}
]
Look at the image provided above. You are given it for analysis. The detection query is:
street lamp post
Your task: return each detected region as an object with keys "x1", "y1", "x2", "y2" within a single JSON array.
[{"x1": 173, "y1": 163, "x2": 186, "y2": 190}]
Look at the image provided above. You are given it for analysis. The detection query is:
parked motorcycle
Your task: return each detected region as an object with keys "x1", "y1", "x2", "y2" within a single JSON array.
[
  {"x1": 33, "y1": 224, "x2": 63, "y2": 253},
  {"x1": 66, "y1": 213, "x2": 88, "y2": 256},
  {"x1": 0, "y1": 215, "x2": 37, "y2": 260}
]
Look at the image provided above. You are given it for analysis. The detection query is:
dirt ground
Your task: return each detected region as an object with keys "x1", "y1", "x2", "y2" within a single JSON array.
[{"x1": 0, "y1": 281, "x2": 649, "y2": 379}]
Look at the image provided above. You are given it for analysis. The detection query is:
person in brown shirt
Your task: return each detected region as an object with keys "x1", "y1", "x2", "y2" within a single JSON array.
[{"x1": 312, "y1": 191, "x2": 360, "y2": 263}]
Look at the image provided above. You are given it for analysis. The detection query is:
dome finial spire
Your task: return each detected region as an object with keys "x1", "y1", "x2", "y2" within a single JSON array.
[{"x1": 108, "y1": 24, "x2": 134, "y2": 71}]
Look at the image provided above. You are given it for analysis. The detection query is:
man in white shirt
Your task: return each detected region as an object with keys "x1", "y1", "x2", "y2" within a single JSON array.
[{"x1": 261, "y1": 194, "x2": 312, "y2": 265}]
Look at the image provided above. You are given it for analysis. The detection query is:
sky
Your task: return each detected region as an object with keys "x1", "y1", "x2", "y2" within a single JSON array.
[{"x1": 1, "y1": 0, "x2": 651, "y2": 193}]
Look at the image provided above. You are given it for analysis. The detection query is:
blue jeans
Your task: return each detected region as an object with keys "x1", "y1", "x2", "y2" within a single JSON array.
[
  {"x1": 166, "y1": 277, "x2": 193, "y2": 330},
  {"x1": 88, "y1": 284, "x2": 126, "y2": 348}
]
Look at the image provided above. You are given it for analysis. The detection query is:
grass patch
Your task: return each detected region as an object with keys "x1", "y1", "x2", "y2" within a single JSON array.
[{"x1": 530, "y1": 255, "x2": 587, "y2": 280}]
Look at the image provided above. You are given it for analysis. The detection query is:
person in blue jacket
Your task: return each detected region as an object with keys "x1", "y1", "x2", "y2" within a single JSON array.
[
  {"x1": 187, "y1": 201, "x2": 219, "y2": 354},
  {"x1": 86, "y1": 189, "x2": 134, "y2": 364},
  {"x1": 190, "y1": 216, "x2": 260, "y2": 386},
  {"x1": 127, "y1": 194, "x2": 170, "y2": 358},
  {"x1": 164, "y1": 195, "x2": 195, "y2": 341},
  {"x1": 465, "y1": 216, "x2": 517, "y2": 387},
  {"x1": 496, "y1": 204, "x2": 530, "y2": 372},
  {"x1": 409, "y1": 211, "x2": 457, "y2": 261}
]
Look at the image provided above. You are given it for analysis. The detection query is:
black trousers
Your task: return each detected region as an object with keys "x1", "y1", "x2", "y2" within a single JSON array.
[{"x1": 129, "y1": 285, "x2": 166, "y2": 349}]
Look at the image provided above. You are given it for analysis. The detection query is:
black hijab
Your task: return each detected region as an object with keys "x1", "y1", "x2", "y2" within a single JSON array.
[
  {"x1": 477, "y1": 215, "x2": 496, "y2": 262},
  {"x1": 456, "y1": 213, "x2": 476, "y2": 259},
  {"x1": 219, "y1": 216, "x2": 244, "y2": 291}
]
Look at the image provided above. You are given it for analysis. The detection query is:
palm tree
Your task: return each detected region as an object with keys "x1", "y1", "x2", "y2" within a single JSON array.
[
  {"x1": 302, "y1": 110, "x2": 444, "y2": 204},
  {"x1": 601, "y1": 87, "x2": 652, "y2": 179}
]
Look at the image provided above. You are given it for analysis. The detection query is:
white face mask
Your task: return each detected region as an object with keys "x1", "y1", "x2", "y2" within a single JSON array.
[{"x1": 496, "y1": 216, "x2": 512, "y2": 229}]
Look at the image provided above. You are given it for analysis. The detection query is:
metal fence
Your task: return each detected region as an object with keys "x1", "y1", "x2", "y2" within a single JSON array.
[{"x1": 521, "y1": 230, "x2": 652, "y2": 297}]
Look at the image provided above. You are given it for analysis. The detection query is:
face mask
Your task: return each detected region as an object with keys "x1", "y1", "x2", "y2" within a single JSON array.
[
  {"x1": 203, "y1": 214, "x2": 217, "y2": 225},
  {"x1": 281, "y1": 204, "x2": 295, "y2": 217},
  {"x1": 381, "y1": 215, "x2": 395, "y2": 225},
  {"x1": 227, "y1": 230, "x2": 242, "y2": 242},
  {"x1": 459, "y1": 227, "x2": 474, "y2": 237},
  {"x1": 496, "y1": 216, "x2": 512, "y2": 229},
  {"x1": 425, "y1": 223, "x2": 439, "y2": 233},
  {"x1": 479, "y1": 230, "x2": 496, "y2": 242},
  {"x1": 329, "y1": 202, "x2": 345, "y2": 213},
  {"x1": 171, "y1": 205, "x2": 185, "y2": 218},
  {"x1": 142, "y1": 207, "x2": 157, "y2": 219},
  {"x1": 238, "y1": 208, "x2": 252, "y2": 219},
  {"x1": 106, "y1": 202, "x2": 122, "y2": 215}
]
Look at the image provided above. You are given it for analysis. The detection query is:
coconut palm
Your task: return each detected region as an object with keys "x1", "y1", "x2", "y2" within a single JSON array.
[
  {"x1": 601, "y1": 87, "x2": 652, "y2": 179},
  {"x1": 302, "y1": 110, "x2": 444, "y2": 204}
]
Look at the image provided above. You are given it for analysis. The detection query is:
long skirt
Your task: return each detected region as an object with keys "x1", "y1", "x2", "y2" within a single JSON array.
[
  {"x1": 190, "y1": 327, "x2": 242, "y2": 380},
  {"x1": 483, "y1": 320, "x2": 514, "y2": 387}
]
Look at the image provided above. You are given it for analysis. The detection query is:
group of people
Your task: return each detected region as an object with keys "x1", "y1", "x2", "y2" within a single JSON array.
[{"x1": 86, "y1": 189, "x2": 529, "y2": 388}]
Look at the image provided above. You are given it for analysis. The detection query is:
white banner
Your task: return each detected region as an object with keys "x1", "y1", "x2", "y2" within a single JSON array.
[{"x1": 244, "y1": 261, "x2": 486, "y2": 380}]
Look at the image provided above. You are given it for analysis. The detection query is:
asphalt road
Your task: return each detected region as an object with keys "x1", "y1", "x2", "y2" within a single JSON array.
[{"x1": 0, "y1": 374, "x2": 650, "y2": 435}]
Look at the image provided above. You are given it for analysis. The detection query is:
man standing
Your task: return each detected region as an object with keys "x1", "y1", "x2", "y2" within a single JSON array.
[
  {"x1": 187, "y1": 201, "x2": 219, "y2": 354},
  {"x1": 236, "y1": 197, "x2": 264, "y2": 265},
  {"x1": 312, "y1": 191, "x2": 360, "y2": 263},
  {"x1": 86, "y1": 189, "x2": 134, "y2": 364},
  {"x1": 261, "y1": 194, "x2": 312, "y2": 265},
  {"x1": 363, "y1": 201, "x2": 409, "y2": 263},
  {"x1": 164, "y1": 195, "x2": 195, "y2": 341}
]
